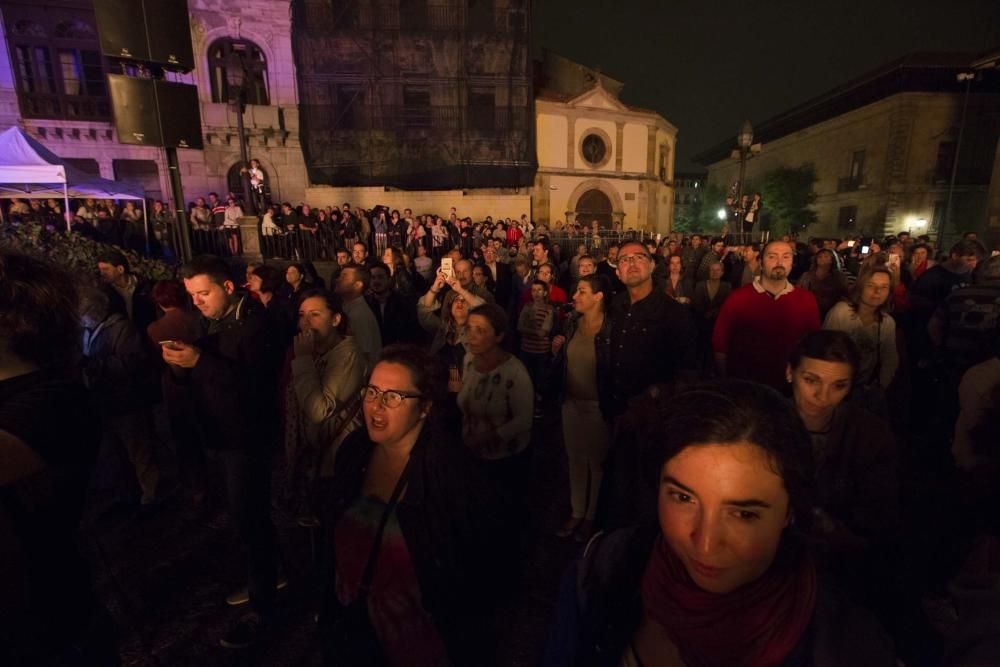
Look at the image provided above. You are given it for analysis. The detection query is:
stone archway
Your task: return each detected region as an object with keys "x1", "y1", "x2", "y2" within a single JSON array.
[
  {"x1": 565, "y1": 178, "x2": 625, "y2": 229},
  {"x1": 576, "y1": 189, "x2": 613, "y2": 229}
]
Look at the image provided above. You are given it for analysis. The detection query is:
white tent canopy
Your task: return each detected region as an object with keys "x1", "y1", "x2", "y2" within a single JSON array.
[
  {"x1": 0, "y1": 126, "x2": 145, "y2": 200},
  {"x1": 0, "y1": 126, "x2": 147, "y2": 234}
]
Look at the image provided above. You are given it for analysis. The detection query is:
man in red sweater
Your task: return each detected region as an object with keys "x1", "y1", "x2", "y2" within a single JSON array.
[{"x1": 712, "y1": 240, "x2": 820, "y2": 391}]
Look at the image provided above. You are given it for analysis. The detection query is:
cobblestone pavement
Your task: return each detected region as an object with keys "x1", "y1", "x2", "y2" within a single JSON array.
[{"x1": 82, "y1": 410, "x2": 581, "y2": 667}]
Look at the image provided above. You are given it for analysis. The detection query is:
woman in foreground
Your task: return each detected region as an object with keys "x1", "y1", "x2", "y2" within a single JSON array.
[
  {"x1": 545, "y1": 380, "x2": 895, "y2": 666},
  {"x1": 319, "y1": 345, "x2": 508, "y2": 666}
]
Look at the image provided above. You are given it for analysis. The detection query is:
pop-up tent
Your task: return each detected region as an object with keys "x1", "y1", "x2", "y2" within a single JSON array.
[{"x1": 0, "y1": 126, "x2": 145, "y2": 235}]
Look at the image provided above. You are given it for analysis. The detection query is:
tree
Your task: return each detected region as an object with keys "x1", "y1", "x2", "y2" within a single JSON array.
[{"x1": 754, "y1": 164, "x2": 818, "y2": 236}]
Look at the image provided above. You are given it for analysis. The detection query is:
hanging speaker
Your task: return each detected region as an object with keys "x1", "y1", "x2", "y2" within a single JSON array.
[
  {"x1": 108, "y1": 75, "x2": 162, "y2": 146},
  {"x1": 155, "y1": 80, "x2": 203, "y2": 149},
  {"x1": 94, "y1": 0, "x2": 150, "y2": 61},
  {"x1": 144, "y1": 0, "x2": 195, "y2": 71}
]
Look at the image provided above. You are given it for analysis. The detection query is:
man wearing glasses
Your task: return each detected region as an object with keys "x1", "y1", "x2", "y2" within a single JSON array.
[{"x1": 599, "y1": 241, "x2": 699, "y2": 423}]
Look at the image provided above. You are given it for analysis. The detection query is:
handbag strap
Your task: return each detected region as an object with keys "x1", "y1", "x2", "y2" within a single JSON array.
[{"x1": 357, "y1": 466, "x2": 408, "y2": 594}]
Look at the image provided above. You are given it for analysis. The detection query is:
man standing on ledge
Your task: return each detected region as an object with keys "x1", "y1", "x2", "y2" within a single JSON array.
[{"x1": 712, "y1": 240, "x2": 820, "y2": 391}]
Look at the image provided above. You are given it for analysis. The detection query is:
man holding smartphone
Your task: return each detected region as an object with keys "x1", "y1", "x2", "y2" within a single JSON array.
[{"x1": 162, "y1": 255, "x2": 282, "y2": 649}]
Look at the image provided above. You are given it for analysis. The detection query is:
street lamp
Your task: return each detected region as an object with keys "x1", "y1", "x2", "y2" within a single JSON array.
[
  {"x1": 944, "y1": 72, "x2": 975, "y2": 240},
  {"x1": 736, "y1": 119, "x2": 753, "y2": 209},
  {"x1": 225, "y1": 51, "x2": 256, "y2": 214}
]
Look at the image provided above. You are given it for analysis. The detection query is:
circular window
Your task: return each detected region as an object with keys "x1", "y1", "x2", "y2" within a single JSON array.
[{"x1": 581, "y1": 133, "x2": 607, "y2": 166}]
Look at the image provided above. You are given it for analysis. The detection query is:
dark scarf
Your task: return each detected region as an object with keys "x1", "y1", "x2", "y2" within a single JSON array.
[{"x1": 641, "y1": 536, "x2": 816, "y2": 667}]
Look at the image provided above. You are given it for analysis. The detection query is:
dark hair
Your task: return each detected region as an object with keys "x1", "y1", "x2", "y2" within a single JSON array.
[
  {"x1": 252, "y1": 265, "x2": 284, "y2": 294},
  {"x1": 0, "y1": 252, "x2": 81, "y2": 368},
  {"x1": 577, "y1": 274, "x2": 611, "y2": 310},
  {"x1": 949, "y1": 239, "x2": 986, "y2": 259},
  {"x1": 96, "y1": 248, "x2": 129, "y2": 273},
  {"x1": 642, "y1": 380, "x2": 815, "y2": 565},
  {"x1": 789, "y1": 330, "x2": 861, "y2": 381},
  {"x1": 180, "y1": 255, "x2": 232, "y2": 286},
  {"x1": 468, "y1": 303, "x2": 508, "y2": 340},
  {"x1": 286, "y1": 262, "x2": 306, "y2": 279},
  {"x1": 375, "y1": 344, "x2": 447, "y2": 414},
  {"x1": 369, "y1": 261, "x2": 391, "y2": 277},
  {"x1": 530, "y1": 279, "x2": 550, "y2": 294},
  {"x1": 533, "y1": 237, "x2": 551, "y2": 252},
  {"x1": 151, "y1": 279, "x2": 186, "y2": 309},
  {"x1": 343, "y1": 264, "x2": 370, "y2": 290},
  {"x1": 297, "y1": 288, "x2": 348, "y2": 335}
]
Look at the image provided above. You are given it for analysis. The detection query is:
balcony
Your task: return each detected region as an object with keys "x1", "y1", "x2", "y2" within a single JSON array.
[
  {"x1": 308, "y1": 104, "x2": 528, "y2": 133},
  {"x1": 836, "y1": 176, "x2": 866, "y2": 193},
  {"x1": 318, "y1": 3, "x2": 525, "y2": 33}
]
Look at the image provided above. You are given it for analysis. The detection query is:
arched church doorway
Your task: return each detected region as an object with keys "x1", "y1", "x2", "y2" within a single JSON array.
[{"x1": 575, "y1": 188, "x2": 613, "y2": 229}]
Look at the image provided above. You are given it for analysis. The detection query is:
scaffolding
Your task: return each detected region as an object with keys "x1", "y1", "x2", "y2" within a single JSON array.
[{"x1": 291, "y1": 0, "x2": 535, "y2": 189}]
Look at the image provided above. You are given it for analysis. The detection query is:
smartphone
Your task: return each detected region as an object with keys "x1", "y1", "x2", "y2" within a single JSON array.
[
  {"x1": 440, "y1": 257, "x2": 454, "y2": 279},
  {"x1": 158, "y1": 340, "x2": 183, "y2": 351},
  {"x1": 860, "y1": 245, "x2": 870, "y2": 255},
  {"x1": 847, "y1": 240, "x2": 856, "y2": 247}
]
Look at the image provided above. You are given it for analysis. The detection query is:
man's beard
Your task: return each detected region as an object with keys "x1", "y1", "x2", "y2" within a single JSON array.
[{"x1": 768, "y1": 267, "x2": 787, "y2": 280}]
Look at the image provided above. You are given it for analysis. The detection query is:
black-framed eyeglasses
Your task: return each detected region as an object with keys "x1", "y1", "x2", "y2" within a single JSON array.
[{"x1": 363, "y1": 385, "x2": 423, "y2": 408}]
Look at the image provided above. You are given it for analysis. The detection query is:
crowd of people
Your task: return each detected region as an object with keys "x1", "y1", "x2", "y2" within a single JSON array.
[{"x1": 2, "y1": 196, "x2": 999, "y2": 666}]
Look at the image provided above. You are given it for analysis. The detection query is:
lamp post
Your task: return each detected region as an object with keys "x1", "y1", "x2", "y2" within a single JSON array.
[
  {"x1": 944, "y1": 72, "x2": 974, "y2": 240},
  {"x1": 225, "y1": 51, "x2": 256, "y2": 215},
  {"x1": 736, "y1": 119, "x2": 754, "y2": 209}
]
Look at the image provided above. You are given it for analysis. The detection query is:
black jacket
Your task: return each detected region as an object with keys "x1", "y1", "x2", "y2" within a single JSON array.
[
  {"x1": 105, "y1": 277, "x2": 158, "y2": 335},
  {"x1": 599, "y1": 289, "x2": 699, "y2": 420},
  {"x1": 544, "y1": 524, "x2": 896, "y2": 667},
  {"x1": 320, "y1": 426, "x2": 514, "y2": 665},
  {"x1": 366, "y1": 292, "x2": 423, "y2": 346},
  {"x1": 82, "y1": 313, "x2": 156, "y2": 415},
  {"x1": 166, "y1": 295, "x2": 280, "y2": 450}
]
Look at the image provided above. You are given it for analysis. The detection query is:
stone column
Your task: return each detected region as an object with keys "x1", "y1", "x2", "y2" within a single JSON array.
[{"x1": 238, "y1": 216, "x2": 263, "y2": 262}]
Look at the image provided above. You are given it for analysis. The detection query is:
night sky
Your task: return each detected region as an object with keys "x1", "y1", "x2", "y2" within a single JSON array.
[{"x1": 532, "y1": 0, "x2": 1000, "y2": 170}]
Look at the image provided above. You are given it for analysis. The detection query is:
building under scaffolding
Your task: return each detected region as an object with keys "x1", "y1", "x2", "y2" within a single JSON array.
[{"x1": 291, "y1": 0, "x2": 536, "y2": 190}]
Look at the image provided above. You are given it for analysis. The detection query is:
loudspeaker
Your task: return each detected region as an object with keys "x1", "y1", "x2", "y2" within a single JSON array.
[
  {"x1": 94, "y1": 0, "x2": 150, "y2": 61},
  {"x1": 108, "y1": 75, "x2": 162, "y2": 146},
  {"x1": 155, "y1": 80, "x2": 203, "y2": 149},
  {"x1": 144, "y1": 0, "x2": 194, "y2": 71}
]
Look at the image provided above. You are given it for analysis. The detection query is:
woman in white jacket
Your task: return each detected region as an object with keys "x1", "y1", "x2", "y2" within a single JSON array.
[{"x1": 284, "y1": 288, "x2": 366, "y2": 524}]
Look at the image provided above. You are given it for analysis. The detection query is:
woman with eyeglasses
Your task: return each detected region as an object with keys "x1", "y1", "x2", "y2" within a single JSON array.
[{"x1": 320, "y1": 345, "x2": 509, "y2": 666}]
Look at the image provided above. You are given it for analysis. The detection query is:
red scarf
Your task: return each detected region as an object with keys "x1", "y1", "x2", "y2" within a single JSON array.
[{"x1": 640, "y1": 536, "x2": 816, "y2": 667}]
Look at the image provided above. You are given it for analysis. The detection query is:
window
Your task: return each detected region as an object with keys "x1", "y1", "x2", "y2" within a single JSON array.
[
  {"x1": 659, "y1": 146, "x2": 668, "y2": 181},
  {"x1": 467, "y1": 0, "x2": 494, "y2": 31},
  {"x1": 335, "y1": 85, "x2": 363, "y2": 130},
  {"x1": 837, "y1": 205, "x2": 857, "y2": 230},
  {"x1": 208, "y1": 39, "x2": 269, "y2": 105},
  {"x1": 932, "y1": 200, "x2": 946, "y2": 232},
  {"x1": 400, "y1": 0, "x2": 428, "y2": 30},
  {"x1": 581, "y1": 133, "x2": 608, "y2": 167},
  {"x1": 849, "y1": 150, "x2": 865, "y2": 186},
  {"x1": 5, "y1": 8, "x2": 108, "y2": 120},
  {"x1": 934, "y1": 141, "x2": 955, "y2": 183},
  {"x1": 468, "y1": 88, "x2": 494, "y2": 131},
  {"x1": 403, "y1": 86, "x2": 431, "y2": 128}
]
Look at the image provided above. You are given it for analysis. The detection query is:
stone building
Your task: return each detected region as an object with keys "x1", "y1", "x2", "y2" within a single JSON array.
[
  {"x1": 532, "y1": 53, "x2": 677, "y2": 231},
  {"x1": 0, "y1": 0, "x2": 307, "y2": 209},
  {"x1": 695, "y1": 52, "x2": 1000, "y2": 242},
  {"x1": 1, "y1": 2, "x2": 678, "y2": 232}
]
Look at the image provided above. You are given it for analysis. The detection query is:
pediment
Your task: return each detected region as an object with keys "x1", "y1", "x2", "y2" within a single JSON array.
[{"x1": 567, "y1": 84, "x2": 629, "y2": 112}]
